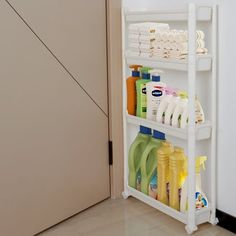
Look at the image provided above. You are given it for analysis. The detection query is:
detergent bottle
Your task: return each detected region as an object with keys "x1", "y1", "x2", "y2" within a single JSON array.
[
  {"x1": 156, "y1": 87, "x2": 177, "y2": 124},
  {"x1": 164, "y1": 92, "x2": 180, "y2": 126},
  {"x1": 136, "y1": 67, "x2": 152, "y2": 118},
  {"x1": 140, "y1": 130, "x2": 165, "y2": 195},
  {"x1": 128, "y1": 126, "x2": 152, "y2": 190},
  {"x1": 126, "y1": 65, "x2": 142, "y2": 115},
  {"x1": 180, "y1": 96, "x2": 205, "y2": 129},
  {"x1": 180, "y1": 156, "x2": 208, "y2": 212},
  {"x1": 171, "y1": 91, "x2": 188, "y2": 128},
  {"x1": 169, "y1": 147, "x2": 187, "y2": 211},
  {"x1": 146, "y1": 70, "x2": 166, "y2": 121},
  {"x1": 157, "y1": 141, "x2": 174, "y2": 205}
]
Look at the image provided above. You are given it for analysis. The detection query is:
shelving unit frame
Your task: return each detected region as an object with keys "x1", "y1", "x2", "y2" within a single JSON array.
[{"x1": 121, "y1": 3, "x2": 218, "y2": 234}]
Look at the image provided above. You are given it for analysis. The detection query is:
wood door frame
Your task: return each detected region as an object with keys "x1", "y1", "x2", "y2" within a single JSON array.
[{"x1": 107, "y1": 0, "x2": 123, "y2": 198}]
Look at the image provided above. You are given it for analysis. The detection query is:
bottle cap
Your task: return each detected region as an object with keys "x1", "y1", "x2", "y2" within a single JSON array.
[
  {"x1": 153, "y1": 130, "x2": 165, "y2": 140},
  {"x1": 140, "y1": 67, "x2": 152, "y2": 80},
  {"x1": 139, "y1": 126, "x2": 152, "y2": 135},
  {"x1": 178, "y1": 91, "x2": 188, "y2": 99},
  {"x1": 149, "y1": 69, "x2": 163, "y2": 82},
  {"x1": 129, "y1": 65, "x2": 142, "y2": 77}
]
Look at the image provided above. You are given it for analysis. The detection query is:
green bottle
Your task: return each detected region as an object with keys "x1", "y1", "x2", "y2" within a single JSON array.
[
  {"x1": 136, "y1": 67, "x2": 152, "y2": 118},
  {"x1": 128, "y1": 126, "x2": 152, "y2": 190},
  {"x1": 140, "y1": 130, "x2": 165, "y2": 195}
]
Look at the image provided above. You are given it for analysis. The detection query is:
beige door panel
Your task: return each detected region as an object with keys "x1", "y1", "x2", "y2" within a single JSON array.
[
  {"x1": 8, "y1": 0, "x2": 108, "y2": 114},
  {"x1": 0, "y1": 1, "x2": 109, "y2": 235}
]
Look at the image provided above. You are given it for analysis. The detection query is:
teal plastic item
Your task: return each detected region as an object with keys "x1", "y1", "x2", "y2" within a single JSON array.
[
  {"x1": 140, "y1": 130, "x2": 165, "y2": 195},
  {"x1": 136, "y1": 67, "x2": 152, "y2": 118},
  {"x1": 128, "y1": 126, "x2": 152, "y2": 189}
]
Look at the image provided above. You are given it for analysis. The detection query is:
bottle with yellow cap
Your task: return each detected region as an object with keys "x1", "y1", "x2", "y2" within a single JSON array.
[
  {"x1": 157, "y1": 141, "x2": 174, "y2": 205},
  {"x1": 169, "y1": 147, "x2": 187, "y2": 211},
  {"x1": 171, "y1": 91, "x2": 188, "y2": 128},
  {"x1": 180, "y1": 156, "x2": 208, "y2": 212},
  {"x1": 126, "y1": 65, "x2": 142, "y2": 115},
  {"x1": 136, "y1": 67, "x2": 152, "y2": 118}
]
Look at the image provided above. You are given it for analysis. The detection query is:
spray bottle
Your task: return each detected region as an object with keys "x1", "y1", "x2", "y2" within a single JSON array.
[
  {"x1": 146, "y1": 70, "x2": 166, "y2": 121},
  {"x1": 180, "y1": 156, "x2": 208, "y2": 212},
  {"x1": 126, "y1": 65, "x2": 143, "y2": 115},
  {"x1": 136, "y1": 67, "x2": 152, "y2": 118}
]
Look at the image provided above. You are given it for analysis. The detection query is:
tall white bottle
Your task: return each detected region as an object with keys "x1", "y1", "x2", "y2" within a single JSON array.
[
  {"x1": 164, "y1": 95, "x2": 180, "y2": 126},
  {"x1": 171, "y1": 92, "x2": 188, "y2": 128},
  {"x1": 156, "y1": 87, "x2": 177, "y2": 123},
  {"x1": 146, "y1": 70, "x2": 166, "y2": 121}
]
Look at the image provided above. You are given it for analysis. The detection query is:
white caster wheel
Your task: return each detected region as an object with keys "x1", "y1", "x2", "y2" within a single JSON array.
[
  {"x1": 185, "y1": 225, "x2": 198, "y2": 235},
  {"x1": 210, "y1": 217, "x2": 219, "y2": 226},
  {"x1": 122, "y1": 191, "x2": 129, "y2": 199}
]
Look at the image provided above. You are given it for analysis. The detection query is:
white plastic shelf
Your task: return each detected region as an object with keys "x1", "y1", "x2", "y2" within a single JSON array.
[
  {"x1": 123, "y1": 186, "x2": 211, "y2": 226},
  {"x1": 125, "y1": 52, "x2": 212, "y2": 72},
  {"x1": 126, "y1": 114, "x2": 212, "y2": 140},
  {"x1": 125, "y1": 6, "x2": 212, "y2": 22}
]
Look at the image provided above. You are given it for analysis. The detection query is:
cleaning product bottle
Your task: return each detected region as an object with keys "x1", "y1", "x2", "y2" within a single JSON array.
[
  {"x1": 179, "y1": 96, "x2": 205, "y2": 129},
  {"x1": 157, "y1": 141, "x2": 174, "y2": 205},
  {"x1": 180, "y1": 156, "x2": 208, "y2": 212},
  {"x1": 156, "y1": 87, "x2": 177, "y2": 123},
  {"x1": 171, "y1": 91, "x2": 188, "y2": 128},
  {"x1": 128, "y1": 126, "x2": 152, "y2": 190},
  {"x1": 126, "y1": 65, "x2": 143, "y2": 115},
  {"x1": 146, "y1": 70, "x2": 166, "y2": 121},
  {"x1": 164, "y1": 93, "x2": 180, "y2": 126},
  {"x1": 136, "y1": 67, "x2": 152, "y2": 118},
  {"x1": 169, "y1": 147, "x2": 187, "y2": 211},
  {"x1": 140, "y1": 130, "x2": 165, "y2": 195}
]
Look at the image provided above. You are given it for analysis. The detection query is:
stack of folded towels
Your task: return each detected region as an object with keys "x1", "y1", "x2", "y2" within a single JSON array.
[
  {"x1": 128, "y1": 22, "x2": 208, "y2": 60},
  {"x1": 128, "y1": 22, "x2": 170, "y2": 57}
]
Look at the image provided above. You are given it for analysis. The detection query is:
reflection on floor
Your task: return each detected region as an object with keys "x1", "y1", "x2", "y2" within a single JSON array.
[{"x1": 39, "y1": 197, "x2": 234, "y2": 236}]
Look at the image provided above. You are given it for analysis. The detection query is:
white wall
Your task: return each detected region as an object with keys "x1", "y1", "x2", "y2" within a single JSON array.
[{"x1": 124, "y1": 0, "x2": 236, "y2": 217}]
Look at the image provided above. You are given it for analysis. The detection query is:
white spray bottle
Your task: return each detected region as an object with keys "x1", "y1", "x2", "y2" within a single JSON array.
[{"x1": 146, "y1": 70, "x2": 166, "y2": 121}]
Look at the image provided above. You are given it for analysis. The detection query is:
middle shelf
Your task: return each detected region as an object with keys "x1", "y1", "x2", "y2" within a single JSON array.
[
  {"x1": 125, "y1": 52, "x2": 212, "y2": 72},
  {"x1": 126, "y1": 114, "x2": 212, "y2": 140}
]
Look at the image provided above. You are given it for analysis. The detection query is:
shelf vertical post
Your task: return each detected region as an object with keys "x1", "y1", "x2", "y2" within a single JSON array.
[
  {"x1": 209, "y1": 4, "x2": 218, "y2": 225},
  {"x1": 186, "y1": 3, "x2": 198, "y2": 234},
  {"x1": 121, "y1": 3, "x2": 130, "y2": 199}
]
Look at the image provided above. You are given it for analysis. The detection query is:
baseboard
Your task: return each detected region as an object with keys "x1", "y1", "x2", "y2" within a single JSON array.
[{"x1": 216, "y1": 209, "x2": 236, "y2": 234}]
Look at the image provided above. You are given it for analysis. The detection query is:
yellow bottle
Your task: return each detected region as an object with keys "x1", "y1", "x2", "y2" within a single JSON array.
[
  {"x1": 157, "y1": 141, "x2": 174, "y2": 205},
  {"x1": 169, "y1": 147, "x2": 187, "y2": 211}
]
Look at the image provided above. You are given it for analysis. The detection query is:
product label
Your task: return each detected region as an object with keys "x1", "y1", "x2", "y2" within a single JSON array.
[
  {"x1": 195, "y1": 192, "x2": 208, "y2": 209},
  {"x1": 136, "y1": 169, "x2": 141, "y2": 191},
  {"x1": 152, "y1": 90, "x2": 163, "y2": 97},
  {"x1": 149, "y1": 169, "x2": 157, "y2": 199},
  {"x1": 150, "y1": 87, "x2": 165, "y2": 119},
  {"x1": 141, "y1": 84, "x2": 147, "y2": 117}
]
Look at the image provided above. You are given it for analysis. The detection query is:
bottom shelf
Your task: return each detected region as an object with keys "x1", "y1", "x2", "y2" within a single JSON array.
[{"x1": 124, "y1": 186, "x2": 211, "y2": 226}]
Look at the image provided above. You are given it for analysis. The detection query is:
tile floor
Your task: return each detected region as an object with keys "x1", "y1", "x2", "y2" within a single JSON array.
[{"x1": 39, "y1": 198, "x2": 234, "y2": 236}]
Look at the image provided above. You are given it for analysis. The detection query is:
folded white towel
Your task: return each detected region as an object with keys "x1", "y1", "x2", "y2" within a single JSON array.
[
  {"x1": 129, "y1": 42, "x2": 140, "y2": 49},
  {"x1": 128, "y1": 50, "x2": 140, "y2": 57},
  {"x1": 139, "y1": 35, "x2": 156, "y2": 43},
  {"x1": 161, "y1": 31, "x2": 170, "y2": 42},
  {"x1": 140, "y1": 52, "x2": 153, "y2": 58}
]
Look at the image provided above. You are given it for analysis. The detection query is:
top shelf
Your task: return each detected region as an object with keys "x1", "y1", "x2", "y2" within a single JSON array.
[{"x1": 125, "y1": 6, "x2": 212, "y2": 22}]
